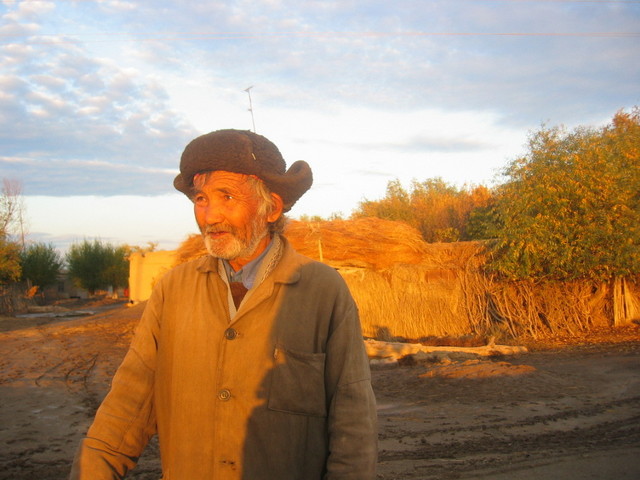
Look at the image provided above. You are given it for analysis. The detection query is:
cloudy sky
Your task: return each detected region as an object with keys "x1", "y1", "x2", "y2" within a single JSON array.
[{"x1": 1, "y1": 0, "x2": 638, "y2": 252}]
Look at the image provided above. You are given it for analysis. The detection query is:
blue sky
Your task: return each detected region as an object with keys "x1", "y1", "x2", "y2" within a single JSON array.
[{"x1": 1, "y1": 0, "x2": 638, "y2": 251}]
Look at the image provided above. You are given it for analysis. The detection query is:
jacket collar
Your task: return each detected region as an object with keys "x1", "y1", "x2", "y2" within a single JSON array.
[{"x1": 195, "y1": 234, "x2": 304, "y2": 286}]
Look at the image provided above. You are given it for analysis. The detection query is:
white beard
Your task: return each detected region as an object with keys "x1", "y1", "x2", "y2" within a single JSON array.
[{"x1": 202, "y1": 215, "x2": 269, "y2": 261}]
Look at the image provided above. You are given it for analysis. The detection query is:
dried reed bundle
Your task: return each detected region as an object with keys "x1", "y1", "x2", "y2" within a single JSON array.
[
  {"x1": 419, "y1": 241, "x2": 487, "y2": 270},
  {"x1": 173, "y1": 217, "x2": 432, "y2": 270},
  {"x1": 173, "y1": 234, "x2": 207, "y2": 266},
  {"x1": 286, "y1": 217, "x2": 428, "y2": 270},
  {"x1": 165, "y1": 219, "x2": 638, "y2": 340}
]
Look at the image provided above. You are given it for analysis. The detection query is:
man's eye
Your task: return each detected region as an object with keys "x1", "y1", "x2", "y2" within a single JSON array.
[
  {"x1": 224, "y1": 194, "x2": 234, "y2": 201},
  {"x1": 194, "y1": 194, "x2": 206, "y2": 204}
]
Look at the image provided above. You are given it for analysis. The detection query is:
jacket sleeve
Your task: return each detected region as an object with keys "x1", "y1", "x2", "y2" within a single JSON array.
[
  {"x1": 69, "y1": 288, "x2": 163, "y2": 480},
  {"x1": 324, "y1": 287, "x2": 378, "y2": 479}
]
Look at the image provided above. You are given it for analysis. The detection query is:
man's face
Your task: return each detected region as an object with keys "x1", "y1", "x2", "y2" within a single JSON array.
[{"x1": 193, "y1": 171, "x2": 270, "y2": 268}]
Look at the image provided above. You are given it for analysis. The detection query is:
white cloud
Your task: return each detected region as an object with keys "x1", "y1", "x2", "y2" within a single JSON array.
[
  {"x1": 96, "y1": 0, "x2": 137, "y2": 13},
  {"x1": 3, "y1": 0, "x2": 54, "y2": 22},
  {"x1": 0, "y1": 3, "x2": 198, "y2": 179},
  {"x1": 1, "y1": 0, "x2": 638, "y2": 251}
]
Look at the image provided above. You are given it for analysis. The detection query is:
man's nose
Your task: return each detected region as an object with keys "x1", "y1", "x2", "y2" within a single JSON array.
[{"x1": 204, "y1": 203, "x2": 224, "y2": 224}]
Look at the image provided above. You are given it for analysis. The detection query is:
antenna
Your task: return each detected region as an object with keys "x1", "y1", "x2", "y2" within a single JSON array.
[{"x1": 244, "y1": 86, "x2": 256, "y2": 132}]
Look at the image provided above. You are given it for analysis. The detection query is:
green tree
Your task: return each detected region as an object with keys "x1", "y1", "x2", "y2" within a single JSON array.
[
  {"x1": 66, "y1": 239, "x2": 129, "y2": 294},
  {"x1": 102, "y1": 245, "x2": 129, "y2": 291},
  {"x1": 20, "y1": 243, "x2": 63, "y2": 290},
  {"x1": 489, "y1": 107, "x2": 640, "y2": 280},
  {"x1": 466, "y1": 199, "x2": 501, "y2": 241}
]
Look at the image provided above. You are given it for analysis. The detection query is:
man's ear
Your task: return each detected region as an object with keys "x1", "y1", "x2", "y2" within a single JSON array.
[{"x1": 268, "y1": 193, "x2": 284, "y2": 222}]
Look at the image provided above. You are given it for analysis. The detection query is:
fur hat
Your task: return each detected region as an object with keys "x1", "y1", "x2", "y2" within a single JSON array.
[{"x1": 174, "y1": 129, "x2": 313, "y2": 211}]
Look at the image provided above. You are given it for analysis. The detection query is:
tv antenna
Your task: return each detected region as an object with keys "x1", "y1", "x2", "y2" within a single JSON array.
[{"x1": 244, "y1": 86, "x2": 256, "y2": 132}]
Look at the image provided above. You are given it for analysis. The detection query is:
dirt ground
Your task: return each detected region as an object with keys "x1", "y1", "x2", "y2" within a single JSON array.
[{"x1": 0, "y1": 300, "x2": 639, "y2": 479}]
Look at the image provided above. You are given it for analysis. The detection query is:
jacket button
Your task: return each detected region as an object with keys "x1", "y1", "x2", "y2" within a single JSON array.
[
  {"x1": 224, "y1": 328, "x2": 238, "y2": 340},
  {"x1": 218, "y1": 389, "x2": 231, "y2": 401}
]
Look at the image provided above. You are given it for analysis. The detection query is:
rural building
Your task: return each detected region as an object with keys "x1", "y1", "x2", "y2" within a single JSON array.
[{"x1": 128, "y1": 250, "x2": 177, "y2": 304}]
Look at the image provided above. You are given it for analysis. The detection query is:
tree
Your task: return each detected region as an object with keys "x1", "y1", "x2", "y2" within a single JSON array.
[
  {"x1": 0, "y1": 179, "x2": 26, "y2": 283},
  {"x1": 352, "y1": 178, "x2": 492, "y2": 242},
  {"x1": 66, "y1": 239, "x2": 129, "y2": 294},
  {"x1": 466, "y1": 198, "x2": 501, "y2": 241},
  {"x1": 0, "y1": 179, "x2": 27, "y2": 247},
  {"x1": 298, "y1": 212, "x2": 344, "y2": 222},
  {"x1": 488, "y1": 107, "x2": 640, "y2": 281},
  {"x1": 102, "y1": 245, "x2": 129, "y2": 291},
  {"x1": 122, "y1": 241, "x2": 158, "y2": 255},
  {"x1": 20, "y1": 243, "x2": 63, "y2": 291},
  {"x1": 0, "y1": 238, "x2": 21, "y2": 284}
]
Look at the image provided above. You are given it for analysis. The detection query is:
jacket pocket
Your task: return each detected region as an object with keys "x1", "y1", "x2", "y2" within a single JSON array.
[{"x1": 268, "y1": 346, "x2": 327, "y2": 417}]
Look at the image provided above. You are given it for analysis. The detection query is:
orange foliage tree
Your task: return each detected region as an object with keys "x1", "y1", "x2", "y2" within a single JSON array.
[{"x1": 352, "y1": 178, "x2": 492, "y2": 243}]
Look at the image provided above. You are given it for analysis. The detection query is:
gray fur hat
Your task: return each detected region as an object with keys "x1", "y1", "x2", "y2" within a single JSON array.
[{"x1": 174, "y1": 129, "x2": 313, "y2": 211}]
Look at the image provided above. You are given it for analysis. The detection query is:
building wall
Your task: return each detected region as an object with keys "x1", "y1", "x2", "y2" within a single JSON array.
[{"x1": 129, "y1": 250, "x2": 177, "y2": 303}]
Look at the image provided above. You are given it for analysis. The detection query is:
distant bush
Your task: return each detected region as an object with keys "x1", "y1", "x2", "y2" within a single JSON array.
[
  {"x1": 20, "y1": 243, "x2": 63, "y2": 290},
  {"x1": 66, "y1": 239, "x2": 128, "y2": 294}
]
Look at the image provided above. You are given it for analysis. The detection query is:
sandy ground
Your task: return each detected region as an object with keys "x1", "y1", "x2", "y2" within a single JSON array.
[{"x1": 0, "y1": 301, "x2": 639, "y2": 479}]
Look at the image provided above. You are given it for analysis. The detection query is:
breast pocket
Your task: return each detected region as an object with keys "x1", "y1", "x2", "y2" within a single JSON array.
[{"x1": 268, "y1": 346, "x2": 327, "y2": 417}]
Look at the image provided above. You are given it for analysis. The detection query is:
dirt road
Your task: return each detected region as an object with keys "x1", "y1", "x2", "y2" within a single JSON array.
[
  {"x1": 373, "y1": 343, "x2": 640, "y2": 479},
  {"x1": 0, "y1": 303, "x2": 638, "y2": 479}
]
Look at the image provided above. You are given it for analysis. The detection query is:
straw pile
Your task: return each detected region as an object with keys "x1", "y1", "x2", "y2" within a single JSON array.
[
  {"x1": 167, "y1": 217, "x2": 635, "y2": 340},
  {"x1": 172, "y1": 217, "x2": 432, "y2": 270},
  {"x1": 169, "y1": 218, "x2": 493, "y2": 339},
  {"x1": 285, "y1": 217, "x2": 428, "y2": 270},
  {"x1": 172, "y1": 233, "x2": 207, "y2": 266}
]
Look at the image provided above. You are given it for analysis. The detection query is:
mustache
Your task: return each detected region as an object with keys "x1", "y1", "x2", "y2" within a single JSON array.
[{"x1": 203, "y1": 224, "x2": 236, "y2": 234}]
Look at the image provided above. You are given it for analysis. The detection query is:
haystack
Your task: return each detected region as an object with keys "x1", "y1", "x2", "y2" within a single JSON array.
[
  {"x1": 173, "y1": 217, "x2": 430, "y2": 271},
  {"x1": 167, "y1": 218, "x2": 639, "y2": 339},
  {"x1": 173, "y1": 233, "x2": 207, "y2": 266},
  {"x1": 285, "y1": 218, "x2": 428, "y2": 270},
  {"x1": 169, "y1": 218, "x2": 496, "y2": 338}
]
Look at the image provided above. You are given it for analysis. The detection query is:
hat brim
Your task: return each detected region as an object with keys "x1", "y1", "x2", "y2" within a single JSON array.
[
  {"x1": 174, "y1": 129, "x2": 313, "y2": 212},
  {"x1": 174, "y1": 160, "x2": 312, "y2": 212}
]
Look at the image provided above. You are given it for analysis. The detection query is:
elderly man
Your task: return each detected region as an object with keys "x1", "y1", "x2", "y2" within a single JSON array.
[{"x1": 70, "y1": 129, "x2": 378, "y2": 479}]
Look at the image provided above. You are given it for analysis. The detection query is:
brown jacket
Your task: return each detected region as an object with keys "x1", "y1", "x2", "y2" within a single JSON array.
[{"x1": 70, "y1": 237, "x2": 377, "y2": 479}]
